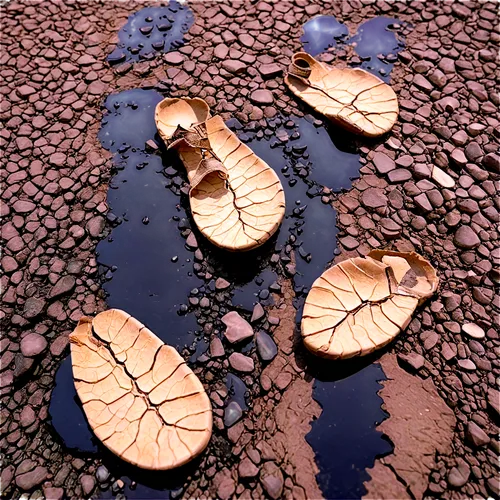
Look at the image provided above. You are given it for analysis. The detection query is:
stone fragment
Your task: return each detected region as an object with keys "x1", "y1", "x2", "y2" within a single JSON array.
[
  {"x1": 361, "y1": 188, "x2": 388, "y2": 209},
  {"x1": 222, "y1": 311, "x2": 253, "y2": 343},
  {"x1": 251, "y1": 303, "x2": 265, "y2": 323},
  {"x1": 209, "y1": 337, "x2": 225, "y2": 358},
  {"x1": 224, "y1": 401, "x2": 243, "y2": 427},
  {"x1": 164, "y1": 51, "x2": 184, "y2": 65},
  {"x1": 23, "y1": 297, "x2": 46, "y2": 319},
  {"x1": 466, "y1": 421, "x2": 490, "y2": 447},
  {"x1": 462, "y1": 323, "x2": 485, "y2": 339},
  {"x1": 256, "y1": 331, "x2": 277, "y2": 361},
  {"x1": 80, "y1": 475, "x2": 95, "y2": 496},
  {"x1": 373, "y1": 152, "x2": 395, "y2": 174},
  {"x1": 215, "y1": 277, "x2": 230, "y2": 290},
  {"x1": 447, "y1": 459, "x2": 470, "y2": 488},
  {"x1": 397, "y1": 352, "x2": 425, "y2": 371},
  {"x1": 221, "y1": 60, "x2": 246, "y2": 74},
  {"x1": 454, "y1": 226, "x2": 480, "y2": 249},
  {"x1": 431, "y1": 166, "x2": 455, "y2": 188},
  {"x1": 238, "y1": 458, "x2": 259, "y2": 478},
  {"x1": 258, "y1": 63, "x2": 282, "y2": 79},
  {"x1": 49, "y1": 276, "x2": 76, "y2": 299},
  {"x1": 20, "y1": 333, "x2": 48, "y2": 357},
  {"x1": 228, "y1": 353, "x2": 254, "y2": 372},
  {"x1": 250, "y1": 89, "x2": 274, "y2": 105},
  {"x1": 16, "y1": 467, "x2": 48, "y2": 491},
  {"x1": 260, "y1": 462, "x2": 284, "y2": 500}
]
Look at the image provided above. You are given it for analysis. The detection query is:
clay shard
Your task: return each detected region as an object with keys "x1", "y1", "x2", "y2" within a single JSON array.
[
  {"x1": 69, "y1": 309, "x2": 212, "y2": 470},
  {"x1": 285, "y1": 52, "x2": 399, "y2": 137},
  {"x1": 155, "y1": 98, "x2": 285, "y2": 252},
  {"x1": 301, "y1": 251, "x2": 438, "y2": 359}
]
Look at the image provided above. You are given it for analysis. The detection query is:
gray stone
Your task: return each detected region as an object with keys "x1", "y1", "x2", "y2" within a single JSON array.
[
  {"x1": 224, "y1": 401, "x2": 243, "y2": 427},
  {"x1": 256, "y1": 331, "x2": 277, "y2": 361}
]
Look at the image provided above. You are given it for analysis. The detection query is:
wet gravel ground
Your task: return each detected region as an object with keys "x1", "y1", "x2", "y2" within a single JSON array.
[{"x1": 1, "y1": 1, "x2": 499, "y2": 499}]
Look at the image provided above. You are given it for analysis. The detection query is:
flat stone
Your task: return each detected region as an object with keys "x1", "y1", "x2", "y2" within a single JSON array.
[
  {"x1": 228, "y1": 352, "x2": 254, "y2": 372},
  {"x1": 222, "y1": 311, "x2": 253, "y2": 343},
  {"x1": 454, "y1": 226, "x2": 480, "y2": 249},
  {"x1": 250, "y1": 89, "x2": 274, "y2": 105},
  {"x1": 431, "y1": 166, "x2": 455, "y2": 188},
  {"x1": 373, "y1": 152, "x2": 396, "y2": 173},
  {"x1": 20, "y1": 333, "x2": 48, "y2": 357},
  {"x1": 238, "y1": 458, "x2": 259, "y2": 478},
  {"x1": 80, "y1": 474, "x2": 95, "y2": 496},
  {"x1": 462, "y1": 323, "x2": 485, "y2": 339},
  {"x1": 251, "y1": 303, "x2": 265, "y2": 323},
  {"x1": 209, "y1": 337, "x2": 225, "y2": 358},
  {"x1": 414, "y1": 193, "x2": 433, "y2": 212},
  {"x1": 164, "y1": 51, "x2": 184, "y2": 65},
  {"x1": 256, "y1": 331, "x2": 277, "y2": 361},
  {"x1": 260, "y1": 462, "x2": 284, "y2": 500},
  {"x1": 361, "y1": 188, "x2": 388, "y2": 209},
  {"x1": 43, "y1": 487, "x2": 64, "y2": 500},
  {"x1": 258, "y1": 63, "x2": 282, "y2": 79},
  {"x1": 466, "y1": 421, "x2": 490, "y2": 447},
  {"x1": 397, "y1": 352, "x2": 425, "y2": 370},
  {"x1": 16, "y1": 467, "x2": 48, "y2": 491},
  {"x1": 215, "y1": 278, "x2": 230, "y2": 290},
  {"x1": 388, "y1": 169, "x2": 412, "y2": 183},
  {"x1": 13, "y1": 200, "x2": 35, "y2": 213},
  {"x1": 86, "y1": 216, "x2": 105, "y2": 238},
  {"x1": 23, "y1": 297, "x2": 46, "y2": 319},
  {"x1": 49, "y1": 275, "x2": 76, "y2": 299},
  {"x1": 340, "y1": 236, "x2": 359, "y2": 250},
  {"x1": 457, "y1": 359, "x2": 476, "y2": 371},
  {"x1": 447, "y1": 459, "x2": 470, "y2": 488},
  {"x1": 18, "y1": 85, "x2": 36, "y2": 97},
  {"x1": 224, "y1": 400, "x2": 243, "y2": 427},
  {"x1": 221, "y1": 59, "x2": 246, "y2": 74},
  {"x1": 185, "y1": 232, "x2": 198, "y2": 249}
]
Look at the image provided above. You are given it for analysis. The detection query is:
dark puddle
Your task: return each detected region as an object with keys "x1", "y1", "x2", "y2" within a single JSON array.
[
  {"x1": 306, "y1": 354, "x2": 393, "y2": 499},
  {"x1": 108, "y1": 1, "x2": 194, "y2": 65},
  {"x1": 301, "y1": 15, "x2": 349, "y2": 56},
  {"x1": 301, "y1": 15, "x2": 405, "y2": 81},
  {"x1": 50, "y1": 87, "x2": 388, "y2": 498},
  {"x1": 349, "y1": 17, "x2": 405, "y2": 80}
]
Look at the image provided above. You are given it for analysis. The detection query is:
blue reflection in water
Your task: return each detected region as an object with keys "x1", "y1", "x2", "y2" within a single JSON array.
[{"x1": 301, "y1": 15, "x2": 349, "y2": 56}]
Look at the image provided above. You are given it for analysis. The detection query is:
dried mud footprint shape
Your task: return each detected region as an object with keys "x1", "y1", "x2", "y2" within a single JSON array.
[
  {"x1": 302, "y1": 251, "x2": 438, "y2": 359},
  {"x1": 69, "y1": 309, "x2": 212, "y2": 470}
]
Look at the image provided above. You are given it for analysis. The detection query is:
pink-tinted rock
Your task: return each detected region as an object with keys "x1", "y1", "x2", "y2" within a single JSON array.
[
  {"x1": 222, "y1": 311, "x2": 253, "y2": 343},
  {"x1": 229, "y1": 352, "x2": 254, "y2": 372},
  {"x1": 20, "y1": 333, "x2": 48, "y2": 357}
]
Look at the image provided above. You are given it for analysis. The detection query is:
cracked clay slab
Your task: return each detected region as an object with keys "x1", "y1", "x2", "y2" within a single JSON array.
[
  {"x1": 301, "y1": 251, "x2": 438, "y2": 359},
  {"x1": 155, "y1": 97, "x2": 286, "y2": 252},
  {"x1": 285, "y1": 52, "x2": 399, "y2": 137},
  {"x1": 69, "y1": 309, "x2": 212, "y2": 470}
]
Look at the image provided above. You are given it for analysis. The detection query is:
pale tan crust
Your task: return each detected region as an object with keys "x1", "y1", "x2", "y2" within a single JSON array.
[
  {"x1": 301, "y1": 251, "x2": 438, "y2": 359},
  {"x1": 69, "y1": 309, "x2": 212, "y2": 470},
  {"x1": 155, "y1": 98, "x2": 286, "y2": 252},
  {"x1": 285, "y1": 52, "x2": 399, "y2": 137}
]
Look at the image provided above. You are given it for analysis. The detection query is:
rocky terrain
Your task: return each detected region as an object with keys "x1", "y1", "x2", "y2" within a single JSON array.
[{"x1": 1, "y1": 1, "x2": 498, "y2": 499}]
